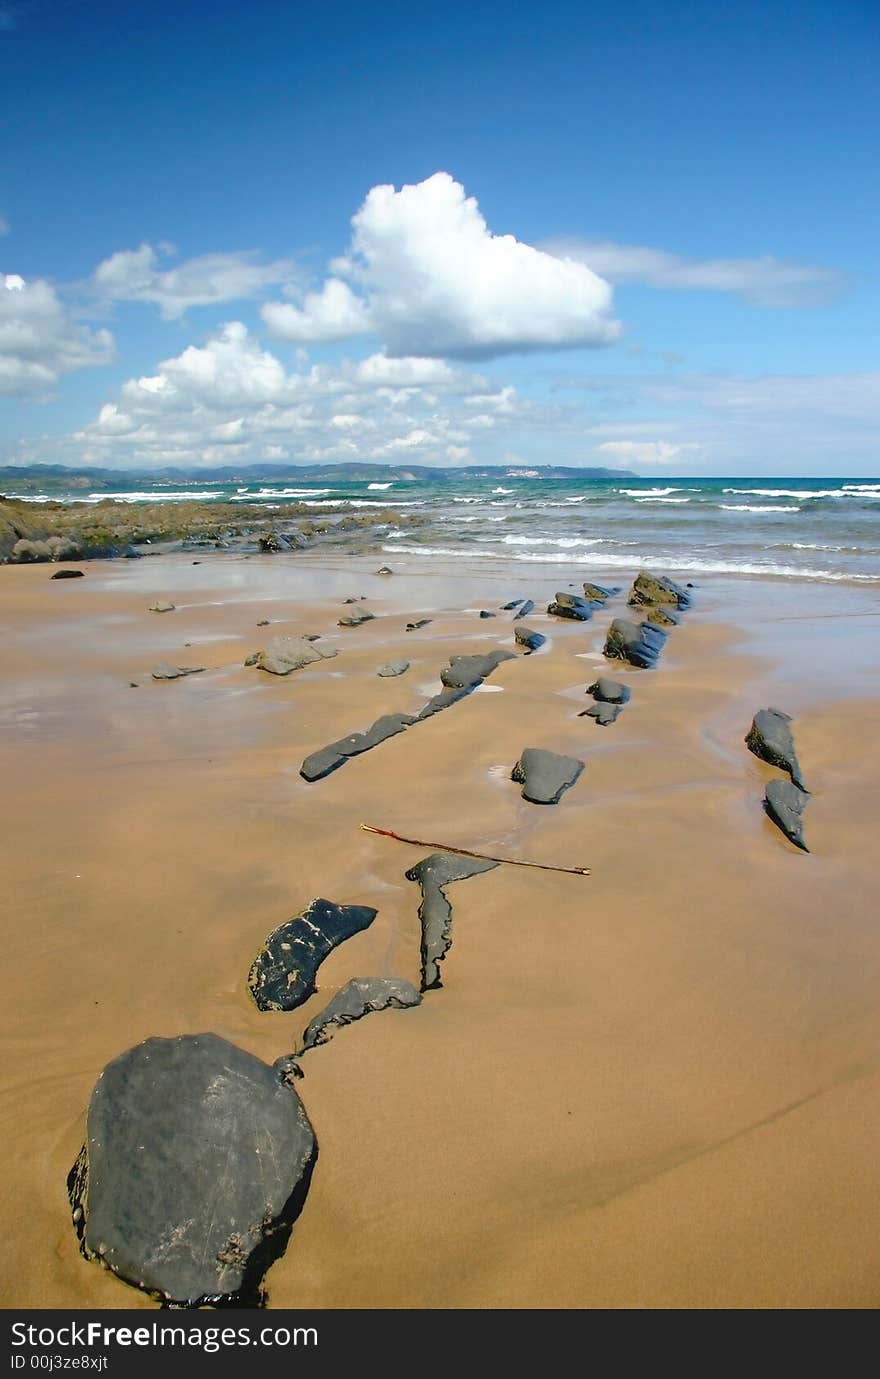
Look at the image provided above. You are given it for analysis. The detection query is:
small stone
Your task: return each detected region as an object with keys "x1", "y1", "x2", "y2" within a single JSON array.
[{"x1": 148, "y1": 601, "x2": 175, "y2": 613}]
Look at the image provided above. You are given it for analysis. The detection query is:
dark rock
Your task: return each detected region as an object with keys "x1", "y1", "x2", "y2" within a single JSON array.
[
  {"x1": 478, "y1": 610, "x2": 496, "y2": 619},
  {"x1": 326, "y1": 713, "x2": 416, "y2": 756},
  {"x1": 547, "y1": 592, "x2": 594, "y2": 621},
  {"x1": 604, "y1": 618, "x2": 667, "y2": 669},
  {"x1": 745, "y1": 708, "x2": 807, "y2": 790},
  {"x1": 417, "y1": 686, "x2": 473, "y2": 720},
  {"x1": 257, "y1": 619, "x2": 270, "y2": 626},
  {"x1": 406, "y1": 618, "x2": 432, "y2": 631},
  {"x1": 405, "y1": 853, "x2": 499, "y2": 990},
  {"x1": 579, "y1": 701, "x2": 621, "y2": 725},
  {"x1": 764, "y1": 779, "x2": 809, "y2": 851},
  {"x1": 68, "y1": 1033, "x2": 316, "y2": 1307},
  {"x1": 248, "y1": 898, "x2": 378, "y2": 1011},
  {"x1": 151, "y1": 664, "x2": 205, "y2": 680},
  {"x1": 501, "y1": 598, "x2": 523, "y2": 610},
  {"x1": 300, "y1": 714, "x2": 416, "y2": 780},
  {"x1": 299, "y1": 746, "x2": 347, "y2": 782},
  {"x1": 256, "y1": 636, "x2": 337, "y2": 675},
  {"x1": 644, "y1": 605, "x2": 680, "y2": 628},
  {"x1": 582, "y1": 581, "x2": 618, "y2": 602},
  {"x1": 376, "y1": 566, "x2": 394, "y2": 575},
  {"x1": 440, "y1": 649, "x2": 515, "y2": 689},
  {"x1": 514, "y1": 625, "x2": 545, "y2": 653},
  {"x1": 511, "y1": 748, "x2": 584, "y2": 804},
  {"x1": 148, "y1": 601, "x2": 175, "y2": 613},
  {"x1": 377, "y1": 659, "x2": 410, "y2": 677},
  {"x1": 628, "y1": 570, "x2": 691, "y2": 611},
  {"x1": 258, "y1": 532, "x2": 291, "y2": 553},
  {"x1": 513, "y1": 600, "x2": 534, "y2": 620},
  {"x1": 587, "y1": 677, "x2": 630, "y2": 704},
  {"x1": 301, "y1": 977, "x2": 421, "y2": 1051},
  {"x1": 50, "y1": 569, "x2": 84, "y2": 580},
  {"x1": 342, "y1": 597, "x2": 358, "y2": 604},
  {"x1": 244, "y1": 652, "x2": 260, "y2": 667},
  {"x1": 337, "y1": 609, "x2": 375, "y2": 627}
]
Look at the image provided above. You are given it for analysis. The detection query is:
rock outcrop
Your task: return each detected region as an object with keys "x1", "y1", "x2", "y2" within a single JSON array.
[
  {"x1": 255, "y1": 636, "x2": 338, "y2": 676},
  {"x1": 300, "y1": 713, "x2": 417, "y2": 781},
  {"x1": 547, "y1": 592, "x2": 594, "y2": 621},
  {"x1": 151, "y1": 663, "x2": 206, "y2": 680},
  {"x1": 603, "y1": 618, "x2": 666, "y2": 668},
  {"x1": 746, "y1": 708, "x2": 807, "y2": 790},
  {"x1": 628, "y1": 571, "x2": 691, "y2": 611},
  {"x1": 764, "y1": 779, "x2": 810, "y2": 851},
  {"x1": 514, "y1": 626, "x2": 545, "y2": 653},
  {"x1": 377, "y1": 659, "x2": 410, "y2": 677},
  {"x1": 440, "y1": 650, "x2": 515, "y2": 688}
]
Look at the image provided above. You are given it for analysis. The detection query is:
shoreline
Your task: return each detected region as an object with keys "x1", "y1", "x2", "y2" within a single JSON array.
[{"x1": 1, "y1": 552, "x2": 878, "y2": 1308}]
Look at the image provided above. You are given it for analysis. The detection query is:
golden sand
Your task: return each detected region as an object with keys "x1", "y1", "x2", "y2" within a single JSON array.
[{"x1": 1, "y1": 553, "x2": 878, "y2": 1309}]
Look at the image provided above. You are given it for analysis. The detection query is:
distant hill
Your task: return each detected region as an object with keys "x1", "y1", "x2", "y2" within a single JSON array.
[{"x1": 0, "y1": 461, "x2": 636, "y2": 492}]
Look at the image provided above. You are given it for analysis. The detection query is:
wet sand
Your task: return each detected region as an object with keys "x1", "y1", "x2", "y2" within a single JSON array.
[{"x1": 1, "y1": 552, "x2": 878, "y2": 1309}]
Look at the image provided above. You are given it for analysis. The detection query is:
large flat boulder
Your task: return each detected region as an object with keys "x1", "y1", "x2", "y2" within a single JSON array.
[
  {"x1": 511, "y1": 748, "x2": 584, "y2": 805},
  {"x1": 68, "y1": 1033, "x2": 316, "y2": 1307},
  {"x1": 248, "y1": 898, "x2": 378, "y2": 1010},
  {"x1": 746, "y1": 708, "x2": 807, "y2": 790},
  {"x1": 604, "y1": 618, "x2": 667, "y2": 669},
  {"x1": 301, "y1": 977, "x2": 421, "y2": 1051},
  {"x1": 405, "y1": 853, "x2": 499, "y2": 990},
  {"x1": 764, "y1": 779, "x2": 809, "y2": 851}
]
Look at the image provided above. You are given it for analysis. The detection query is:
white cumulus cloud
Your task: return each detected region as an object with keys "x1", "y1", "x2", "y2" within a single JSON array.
[
  {"x1": 1, "y1": 273, "x2": 115, "y2": 396},
  {"x1": 263, "y1": 171, "x2": 620, "y2": 359},
  {"x1": 546, "y1": 239, "x2": 847, "y2": 307},
  {"x1": 93, "y1": 243, "x2": 298, "y2": 319},
  {"x1": 596, "y1": 440, "x2": 699, "y2": 465}
]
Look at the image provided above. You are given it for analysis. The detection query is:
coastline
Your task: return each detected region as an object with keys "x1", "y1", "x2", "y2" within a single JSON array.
[{"x1": 1, "y1": 550, "x2": 878, "y2": 1309}]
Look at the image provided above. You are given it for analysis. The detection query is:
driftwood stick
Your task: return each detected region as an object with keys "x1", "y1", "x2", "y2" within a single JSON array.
[{"x1": 360, "y1": 823, "x2": 590, "y2": 876}]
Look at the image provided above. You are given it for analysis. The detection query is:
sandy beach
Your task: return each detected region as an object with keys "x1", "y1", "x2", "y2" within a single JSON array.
[{"x1": 1, "y1": 551, "x2": 879, "y2": 1310}]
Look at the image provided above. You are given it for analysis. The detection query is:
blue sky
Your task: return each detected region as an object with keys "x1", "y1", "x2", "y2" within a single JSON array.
[{"x1": 1, "y1": 0, "x2": 877, "y2": 475}]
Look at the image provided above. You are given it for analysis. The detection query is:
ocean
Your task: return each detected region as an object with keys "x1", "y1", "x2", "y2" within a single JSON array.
[{"x1": 14, "y1": 474, "x2": 880, "y2": 584}]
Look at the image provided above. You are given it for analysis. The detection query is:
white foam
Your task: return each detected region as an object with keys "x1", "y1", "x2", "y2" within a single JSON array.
[
  {"x1": 382, "y1": 544, "x2": 878, "y2": 582},
  {"x1": 618, "y1": 487, "x2": 685, "y2": 497},
  {"x1": 720, "y1": 504, "x2": 800, "y2": 513},
  {"x1": 367, "y1": 482, "x2": 392, "y2": 490},
  {"x1": 492, "y1": 486, "x2": 514, "y2": 494},
  {"x1": 634, "y1": 496, "x2": 691, "y2": 504},
  {"x1": 85, "y1": 490, "x2": 225, "y2": 502},
  {"x1": 230, "y1": 487, "x2": 333, "y2": 499},
  {"x1": 722, "y1": 487, "x2": 845, "y2": 499},
  {"x1": 502, "y1": 535, "x2": 610, "y2": 548}
]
